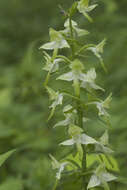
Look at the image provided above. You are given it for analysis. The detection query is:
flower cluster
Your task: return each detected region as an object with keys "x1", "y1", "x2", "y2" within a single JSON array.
[{"x1": 40, "y1": 0, "x2": 117, "y2": 189}]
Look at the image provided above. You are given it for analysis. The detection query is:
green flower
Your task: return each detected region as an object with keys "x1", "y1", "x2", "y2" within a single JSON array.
[
  {"x1": 43, "y1": 51, "x2": 64, "y2": 73},
  {"x1": 54, "y1": 105, "x2": 77, "y2": 128},
  {"x1": 40, "y1": 28, "x2": 69, "y2": 50},
  {"x1": 77, "y1": 0, "x2": 98, "y2": 22},
  {"x1": 90, "y1": 93, "x2": 112, "y2": 117},
  {"x1": 87, "y1": 164, "x2": 117, "y2": 189},
  {"x1": 46, "y1": 87, "x2": 63, "y2": 120},
  {"x1": 60, "y1": 124, "x2": 98, "y2": 146},
  {"x1": 81, "y1": 68, "x2": 104, "y2": 91},
  {"x1": 50, "y1": 155, "x2": 68, "y2": 180},
  {"x1": 60, "y1": 19, "x2": 89, "y2": 37},
  {"x1": 87, "y1": 39, "x2": 107, "y2": 71}
]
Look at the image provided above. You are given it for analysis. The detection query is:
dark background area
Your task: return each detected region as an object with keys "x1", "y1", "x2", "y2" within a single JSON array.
[{"x1": 0, "y1": 0, "x2": 127, "y2": 189}]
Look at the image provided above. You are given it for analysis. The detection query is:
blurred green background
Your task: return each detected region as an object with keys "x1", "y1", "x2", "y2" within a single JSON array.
[{"x1": 0, "y1": 0, "x2": 127, "y2": 189}]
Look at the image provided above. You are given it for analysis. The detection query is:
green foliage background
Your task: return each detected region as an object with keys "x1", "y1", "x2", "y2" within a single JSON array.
[{"x1": 0, "y1": 0, "x2": 127, "y2": 189}]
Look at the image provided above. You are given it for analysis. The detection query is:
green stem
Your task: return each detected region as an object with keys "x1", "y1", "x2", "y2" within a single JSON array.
[
  {"x1": 78, "y1": 105, "x2": 87, "y2": 190},
  {"x1": 52, "y1": 179, "x2": 58, "y2": 190},
  {"x1": 52, "y1": 48, "x2": 58, "y2": 61},
  {"x1": 69, "y1": 16, "x2": 75, "y2": 58},
  {"x1": 44, "y1": 71, "x2": 50, "y2": 87},
  {"x1": 81, "y1": 170, "x2": 93, "y2": 176},
  {"x1": 69, "y1": 14, "x2": 87, "y2": 190},
  {"x1": 81, "y1": 127, "x2": 87, "y2": 190},
  {"x1": 75, "y1": 44, "x2": 95, "y2": 55},
  {"x1": 56, "y1": 55, "x2": 72, "y2": 64},
  {"x1": 74, "y1": 79, "x2": 80, "y2": 98},
  {"x1": 44, "y1": 49, "x2": 58, "y2": 87},
  {"x1": 73, "y1": 79, "x2": 87, "y2": 190}
]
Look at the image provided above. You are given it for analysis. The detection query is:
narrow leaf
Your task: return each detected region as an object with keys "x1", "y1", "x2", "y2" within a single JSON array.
[{"x1": 0, "y1": 149, "x2": 16, "y2": 167}]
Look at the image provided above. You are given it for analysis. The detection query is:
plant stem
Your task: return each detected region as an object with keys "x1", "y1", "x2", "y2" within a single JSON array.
[
  {"x1": 81, "y1": 145, "x2": 87, "y2": 190},
  {"x1": 44, "y1": 49, "x2": 58, "y2": 87},
  {"x1": 69, "y1": 14, "x2": 87, "y2": 190},
  {"x1": 52, "y1": 48, "x2": 58, "y2": 61},
  {"x1": 75, "y1": 44, "x2": 94, "y2": 55},
  {"x1": 69, "y1": 16, "x2": 75, "y2": 58},
  {"x1": 44, "y1": 71, "x2": 50, "y2": 87},
  {"x1": 73, "y1": 78, "x2": 87, "y2": 190},
  {"x1": 76, "y1": 87, "x2": 87, "y2": 190},
  {"x1": 56, "y1": 55, "x2": 72, "y2": 64},
  {"x1": 77, "y1": 98, "x2": 87, "y2": 190},
  {"x1": 52, "y1": 179, "x2": 58, "y2": 190}
]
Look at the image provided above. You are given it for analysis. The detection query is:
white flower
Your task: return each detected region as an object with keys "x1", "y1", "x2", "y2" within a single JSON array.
[
  {"x1": 40, "y1": 28, "x2": 69, "y2": 50},
  {"x1": 50, "y1": 155, "x2": 68, "y2": 180}
]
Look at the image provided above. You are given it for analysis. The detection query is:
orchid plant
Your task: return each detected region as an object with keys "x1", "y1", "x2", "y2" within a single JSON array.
[{"x1": 39, "y1": 0, "x2": 118, "y2": 189}]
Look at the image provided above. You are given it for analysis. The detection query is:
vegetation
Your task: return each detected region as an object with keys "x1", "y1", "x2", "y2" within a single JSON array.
[
  {"x1": 40, "y1": 1, "x2": 118, "y2": 189},
  {"x1": 0, "y1": 0, "x2": 127, "y2": 189}
]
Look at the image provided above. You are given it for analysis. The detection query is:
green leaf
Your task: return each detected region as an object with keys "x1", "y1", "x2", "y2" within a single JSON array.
[
  {"x1": 0, "y1": 150, "x2": 16, "y2": 167},
  {"x1": 64, "y1": 154, "x2": 82, "y2": 172},
  {"x1": 87, "y1": 154, "x2": 119, "y2": 172},
  {"x1": 99, "y1": 155, "x2": 119, "y2": 172},
  {"x1": 66, "y1": 153, "x2": 82, "y2": 169},
  {"x1": 87, "y1": 154, "x2": 99, "y2": 168},
  {"x1": 66, "y1": 158, "x2": 80, "y2": 170}
]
